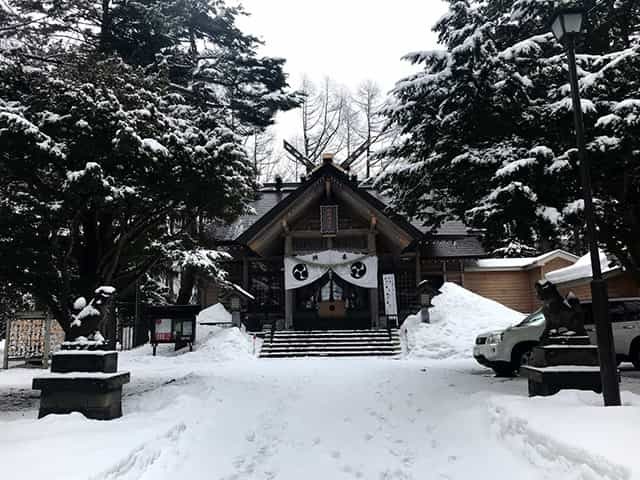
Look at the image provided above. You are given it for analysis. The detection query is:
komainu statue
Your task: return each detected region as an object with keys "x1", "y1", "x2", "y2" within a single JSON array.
[{"x1": 535, "y1": 280, "x2": 587, "y2": 339}]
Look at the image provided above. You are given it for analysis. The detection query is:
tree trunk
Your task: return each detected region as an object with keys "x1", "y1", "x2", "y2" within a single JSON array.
[{"x1": 177, "y1": 267, "x2": 197, "y2": 304}]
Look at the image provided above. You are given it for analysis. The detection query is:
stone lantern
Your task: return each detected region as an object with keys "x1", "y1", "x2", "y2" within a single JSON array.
[{"x1": 418, "y1": 280, "x2": 441, "y2": 324}]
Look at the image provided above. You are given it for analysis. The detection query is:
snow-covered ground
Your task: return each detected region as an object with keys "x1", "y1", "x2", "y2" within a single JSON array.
[{"x1": 2, "y1": 296, "x2": 640, "y2": 479}]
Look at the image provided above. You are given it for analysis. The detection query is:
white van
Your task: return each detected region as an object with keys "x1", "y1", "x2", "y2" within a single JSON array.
[{"x1": 473, "y1": 297, "x2": 640, "y2": 376}]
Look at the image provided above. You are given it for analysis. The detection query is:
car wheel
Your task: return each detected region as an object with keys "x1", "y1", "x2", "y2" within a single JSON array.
[
  {"x1": 512, "y1": 345, "x2": 534, "y2": 374},
  {"x1": 631, "y1": 348, "x2": 640, "y2": 370},
  {"x1": 492, "y1": 365, "x2": 515, "y2": 377}
]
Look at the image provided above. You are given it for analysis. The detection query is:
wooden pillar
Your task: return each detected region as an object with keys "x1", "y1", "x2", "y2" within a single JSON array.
[
  {"x1": 284, "y1": 234, "x2": 293, "y2": 330},
  {"x1": 416, "y1": 249, "x2": 422, "y2": 286},
  {"x1": 368, "y1": 228, "x2": 379, "y2": 329},
  {"x1": 459, "y1": 259, "x2": 465, "y2": 287},
  {"x1": 442, "y1": 260, "x2": 448, "y2": 282},
  {"x1": 242, "y1": 258, "x2": 249, "y2": 290}
]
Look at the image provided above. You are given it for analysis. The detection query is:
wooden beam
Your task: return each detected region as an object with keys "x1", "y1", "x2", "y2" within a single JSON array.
[
  {"x1": 283, "y1": 140, "x2": 314, "y2": 171},
  {"x1": 289, "y1": 228, "x2": 370, "y2": 239}
]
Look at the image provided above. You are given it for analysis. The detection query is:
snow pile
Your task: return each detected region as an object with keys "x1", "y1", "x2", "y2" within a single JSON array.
[
  {"x1": 489, "y1": 391, "x2": 640, "y2": 479},
  {"x1": 193, "y1": 303, "x2": 255, "y2": 361},
  {"x1": 194, "y1": 327, "x2": 257, "y2": 362},
  {"x1": 401, "y1": 282, "x2": 524, "y2": 359},
  {"x1": 0, "y1": 339, "x2": 4, "y2": 360},
  {"x1": 197, "y1": 303, "x2": 232, "y2": 325}
]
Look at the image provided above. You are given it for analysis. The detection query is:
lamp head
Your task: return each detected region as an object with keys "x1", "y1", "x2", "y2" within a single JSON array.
[{"x1": 550, "y1": 7, "x2": 585, "y2": 43}]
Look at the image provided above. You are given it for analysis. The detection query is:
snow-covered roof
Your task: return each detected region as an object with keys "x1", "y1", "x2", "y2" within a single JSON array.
[
  {"x1": 545, "y1": 250, "x2": 621, "y2": 286},
  {"x1": 466, "y1": 249, "x2": 578, "y2": 272}
]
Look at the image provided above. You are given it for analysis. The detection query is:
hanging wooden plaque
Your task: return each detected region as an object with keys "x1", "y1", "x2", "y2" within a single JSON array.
[{"x1": 320, "y1": 205, "x2": 338, "y2": 236}]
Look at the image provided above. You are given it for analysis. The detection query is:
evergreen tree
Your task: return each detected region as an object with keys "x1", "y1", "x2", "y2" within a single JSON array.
[
  {"x1": 381, "y1": 0, "x2": 640, "y2": 281},
  {"x1": 0, "y1": 0, "x2": 298, "y2": 332}
]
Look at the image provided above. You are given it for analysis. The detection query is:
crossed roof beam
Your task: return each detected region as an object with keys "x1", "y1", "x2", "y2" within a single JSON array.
[{"x1": 282, "y1": 138, "x2": 371, "y2": 175}]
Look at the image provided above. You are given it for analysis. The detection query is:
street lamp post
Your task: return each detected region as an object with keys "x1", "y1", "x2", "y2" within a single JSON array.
[{"x1": 551, "y1": 8, "x2": 621, "y2": 406}]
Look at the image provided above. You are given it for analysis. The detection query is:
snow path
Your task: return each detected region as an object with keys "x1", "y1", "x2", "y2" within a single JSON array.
[{"x1": 4, "y1": 354, "x2": 613, "y2": 480}]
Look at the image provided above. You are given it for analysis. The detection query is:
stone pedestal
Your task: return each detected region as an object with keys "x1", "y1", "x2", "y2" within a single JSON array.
[
  {"x1": 521, "y1": 335, "x2": 612, "y2": 397},
  {"x1": 32, "y1": 348, "x2": 130, "y2": 420}
]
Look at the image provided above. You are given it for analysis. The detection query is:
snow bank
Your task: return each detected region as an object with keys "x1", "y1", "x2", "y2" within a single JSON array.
[
  {"x1": 401, "y1": 282, "x2": 524, "y2": 359},
  {"x1": 194, "y1": 327, "x2": 257, "y2": 362},
  {"x1": 489, "y1": 391, "x2": 640, "y2": 479},
  {"x1": 197, "y1": 303, "x2": 232, "y2": 325},
  {"x1": 0, "y1": 339, "x2": 4, "y2": 360},
  {"x1": 124, "y1": 303, "x2": 257, "y2": 362},
  {"x1": 193, "y1": 303, "x2": 255, "y2": 361}
]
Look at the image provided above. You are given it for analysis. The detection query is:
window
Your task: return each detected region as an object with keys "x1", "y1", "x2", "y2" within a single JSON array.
[
  {"x1": 515, "y1": 309, "x2": 545, "y2": 327},
  {"x1": 624, "y1": 301, "x2": 640, "y2": 322},
  {"x1": 583, "y1": 301, "x2": 630, "y2": 325},
  {"x1": 609, "y1": 303, "x2": 627, "y2": 323}
]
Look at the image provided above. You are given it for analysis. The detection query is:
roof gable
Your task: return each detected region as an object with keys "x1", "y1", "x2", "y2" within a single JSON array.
[
  {"x1": 205, "y1": 162, "x2": 486, "y2": 258},
  {"x1": 235, "y1": 162, "x2": 423, "y2": 246}
]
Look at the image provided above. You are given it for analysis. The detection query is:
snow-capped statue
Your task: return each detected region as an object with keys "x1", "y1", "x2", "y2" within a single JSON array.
[{"x1": 67, "y1": 287, "x2": 116, "y2": 345}]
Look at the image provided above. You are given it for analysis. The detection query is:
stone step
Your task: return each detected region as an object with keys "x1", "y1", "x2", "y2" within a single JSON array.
[
  {"x1": 273, "y1": 329, "x2": 396, "y2": 334},
  {"x1": 265, "y1": 337, "x2": 400, "y2": 344},
  {"x1": 260, "y1": 350, "x2": 401, "y2": 358},
  {"x1": 270, "y1": 331, "x2": 399, "y2": 338},
  {"x1": 260, "y1": 329, "x2": 401, "y2": 359},
  {"x1": 265, "y1": 334, "x2": 400, "y2": 341},
  {"x1": 262, "y1": 344, "x2": 401, "y2": 352}
]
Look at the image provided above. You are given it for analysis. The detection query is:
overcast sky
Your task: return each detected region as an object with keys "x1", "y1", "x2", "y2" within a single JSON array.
[
  {"x1": 237, "y1": 0, "x2": 447, "y2": 93},
  {"x1": 234, "y1": 0, "x2": 447, "y2": 173}
]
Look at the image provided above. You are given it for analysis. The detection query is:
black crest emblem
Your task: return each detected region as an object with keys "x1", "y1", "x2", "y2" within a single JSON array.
[
  {"x1": 351, "y1": 261, "x2": 367, "y2": 279},
  {"x1": 292, "y1": 263, "x2": 309, "y2": 281}
]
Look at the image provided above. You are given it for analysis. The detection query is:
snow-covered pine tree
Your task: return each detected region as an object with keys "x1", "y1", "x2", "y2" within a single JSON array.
[
  {"x1": 380, "y1": 0, "x2": 640, "y2": 280},
  {"x1": 0, "y1": 0, "x2": 297, "y2": 332}
]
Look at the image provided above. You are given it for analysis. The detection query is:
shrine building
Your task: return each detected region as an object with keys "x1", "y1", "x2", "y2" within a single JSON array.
[{"x1": 201, "y1": 154, "x2": 486, "y2": 331}]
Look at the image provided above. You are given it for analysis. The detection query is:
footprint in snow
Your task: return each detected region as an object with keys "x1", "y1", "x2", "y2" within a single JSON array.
[
  {"x1": 331, "y1": 450, "x2": 341, "y2": 459},
  {"x1": 312, "y1": 437, "x2": 322, "y2": 446},
  {"x1": 364, "y1": 433, "x2": 374, "y2": 441},
  {"x1": 245, "y1": 432, "x2": 256, "y2": 442}
]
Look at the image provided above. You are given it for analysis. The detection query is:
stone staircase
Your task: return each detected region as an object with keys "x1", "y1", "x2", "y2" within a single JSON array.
[{"x1": 259, "y1": 329, "x2": 402, "y2": 358}]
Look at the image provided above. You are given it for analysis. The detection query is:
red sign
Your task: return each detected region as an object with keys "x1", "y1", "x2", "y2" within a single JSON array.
[{"x1": 154, "y1": 318, "x2": 173, "y2": 342}]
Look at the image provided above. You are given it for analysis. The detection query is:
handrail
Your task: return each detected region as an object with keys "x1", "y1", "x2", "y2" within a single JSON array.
[{"x1": 270, "y1": 321, "x2": 276, "y2": 343}]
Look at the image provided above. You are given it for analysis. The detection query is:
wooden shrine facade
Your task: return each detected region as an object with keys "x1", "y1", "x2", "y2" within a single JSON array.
[{"x1": 201, "y1": 158, "x2": 486, "y2": 331}]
